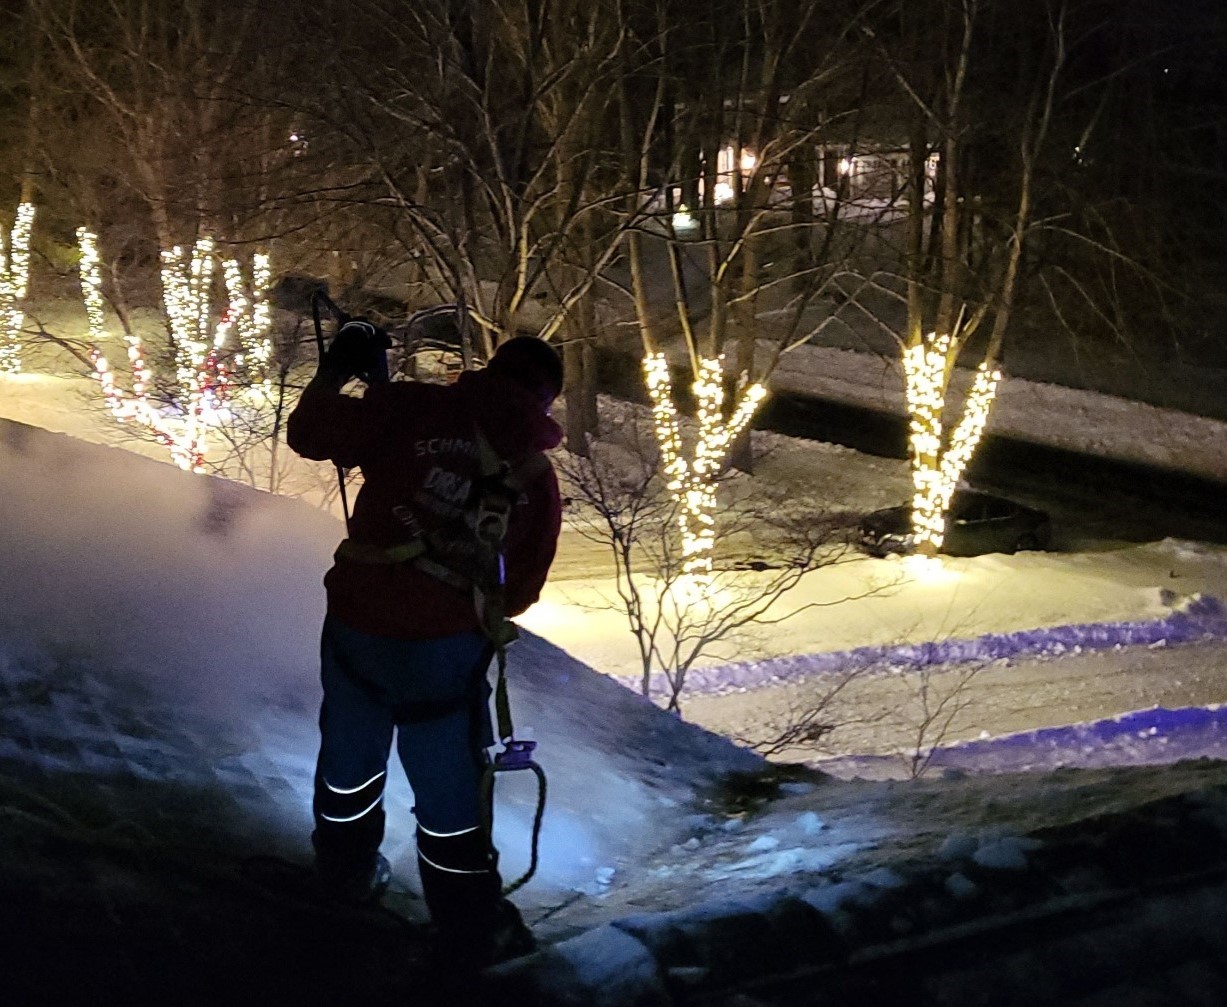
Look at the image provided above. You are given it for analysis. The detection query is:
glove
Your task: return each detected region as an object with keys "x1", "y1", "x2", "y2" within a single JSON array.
[{"x1": 321, "y1": 318, "x2": 391, "y2": 383}]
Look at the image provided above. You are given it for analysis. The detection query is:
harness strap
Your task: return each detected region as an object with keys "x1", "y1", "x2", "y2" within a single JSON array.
[
  {"x1": 334, "y1": 426, "x2": 544, "y2": 743},
  {"x1": 412, "y1": 555, "x2": 471, "y2": 594},
  {"x1": 331, "y1": 442, "x2": 548, "y2": 597},
  {"x1": 493, "y1": 645, "x2": 514, "y2": 744},
  {"x1": 334, "y1": 539, "x2": 429, "y2": 565},
  {"x1": 473, "y1": 432, "x2": 551, "y2": 497}
]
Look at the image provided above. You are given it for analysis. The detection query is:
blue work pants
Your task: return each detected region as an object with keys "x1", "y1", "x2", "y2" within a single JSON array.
[{"x1": 311, "y1": 614, "x2": 493, "y2": 875}]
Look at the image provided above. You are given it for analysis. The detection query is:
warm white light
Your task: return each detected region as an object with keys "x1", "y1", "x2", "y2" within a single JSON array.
[
  {"x1": 81, "y1": 229, "x2": 163, "y2": 436},
  {"x1": 903, "y1": 333, "x2": 1002, "y2": 553},
  {"x1": 903, "y1": 333, "x2": 950, "y2": 551},
  {"x1": 251, "y1": 251, "x2": 272, "y2": 358},
  {"x1": 937, "y1": 363, "x2": 1001, "y2": 514},
  {"x1": 220, "y1": 252, "x2": 271, "y2": 360},
  {"x1": 740, "y1": 150, "x2": 757, "y2": 171},
  {"x1": 713, "y1": 181, "x2": 735, "y2": 205},
  {"x1": 643, "y1": 352, "x2": 768, "y2": 581},
  {"x1": 666, "y1": 573, "x2": 732, "y2": 613},
  {"x1": 77, "y1": 228, "x2": 107, "y2": 343},
  {"x1": 839, "y1": 157, "x2": 855, "y2": 175},
  {"x1": 0, "y1": 201, "x2": 36, "y2": 373},
  {"x1": 901, "y1": 553, "x2": 958, "y2": 584},
  {"x1": 672, "y1": 206, "x2": 698, "y2": 231}
]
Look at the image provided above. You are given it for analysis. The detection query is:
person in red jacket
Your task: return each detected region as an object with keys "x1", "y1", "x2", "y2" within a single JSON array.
[{"x1": 287, "y1": 324, "x2": 563, "y2": 967}]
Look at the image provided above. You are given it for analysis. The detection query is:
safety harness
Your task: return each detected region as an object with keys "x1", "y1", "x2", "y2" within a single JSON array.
[{"x1": 333, "y1": 424, "x2": 549, "y2": 894}]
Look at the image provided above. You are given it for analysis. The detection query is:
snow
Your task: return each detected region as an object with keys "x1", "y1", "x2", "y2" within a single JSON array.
[
  {"x1": 770, "y1": 343, "x2": 1227, "y2": 483},
  {"x1": 0, "y1": 419, "x2": 763, "y2": 896},
  {"x1": 4, "y1": 352, "x2": 1227, "y2": 999}
]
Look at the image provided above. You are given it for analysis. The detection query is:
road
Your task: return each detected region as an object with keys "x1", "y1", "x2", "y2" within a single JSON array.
[
  {"x1": 682, "y1": 637, "x2": 1227, "y2": 771},
  {"x1": 593, "y1": 338, "x2": 1227, "y2": 549},
  {"x1": 546, "y1": 379, "x2": 1227, "y2": 767},
  {"x1": 756, "y1": 391, "x2": 1227, "y2": 548}
]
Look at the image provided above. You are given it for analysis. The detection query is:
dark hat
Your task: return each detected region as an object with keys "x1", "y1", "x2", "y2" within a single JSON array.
[{"x1": 487, "y1": 336, "x2": 564, "y2": 404}]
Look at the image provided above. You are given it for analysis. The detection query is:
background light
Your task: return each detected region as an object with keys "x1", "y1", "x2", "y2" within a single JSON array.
[{"x1": 0, "y1": 202, "x2": 37, "y2": 373}]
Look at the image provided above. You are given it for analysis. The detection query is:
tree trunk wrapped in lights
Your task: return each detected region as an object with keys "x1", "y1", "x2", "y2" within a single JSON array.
[
  {"x1": 884, "y1": 0, "x2": 1066, "y2": 556},
  {"x1": 80, "y1": 229, "x2": 272, "y2": 472},
  {"x1": 643, "y1": 351, "x2": 767, "y2": 581},
  {"x1": 0, "y1": 203, "x2": 36, "y2": 374},
  {"x1": 81, "y1": 228, "x2": 175, "y2": 452},
  {"x1": 903, "y1": 332, "x2": 1001, "y2": 554}
]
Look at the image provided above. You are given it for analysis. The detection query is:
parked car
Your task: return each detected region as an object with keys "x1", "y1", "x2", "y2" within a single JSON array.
[{"x1": 857, "y1": 489, "x2": 1052, "y2": 558}]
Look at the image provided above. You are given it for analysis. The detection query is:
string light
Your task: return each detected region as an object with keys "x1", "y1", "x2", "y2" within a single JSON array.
[
  {"x1": 80, "y1": 228, "x2": 164, "y2": 435},
  {"x1": 0, "y1": 202, "x2": 36, "y2": 373},
  {"x1": 937, "y1": 362, "x2": 1001, "y2": 514},
  {"x1": 643, "y1": 352, "x2": 768, "y2": 581},
  {"x1": 903, "y1": 333, "x2": 950, "y2": 551},
  {"x1": 250, "y1": 251, "x2": 272, "y2": 362},
  {"x1": 220, "y1": 252, "x2": 272, "y2": 365},
  {"x1": 77, "y1": 229, "x2": 107, "y2": 343},
  {"x1": 903, "y1": 333, "x2": 1002, "y2": 553},
  {"x1": 85, "y1": 229, "x2": 272, "y2": 473},
  {"x1": 644, "y1": 352, "x2": 688, "y2": 492}
]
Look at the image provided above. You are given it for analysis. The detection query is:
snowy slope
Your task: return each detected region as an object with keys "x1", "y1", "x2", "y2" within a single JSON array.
[{"x1": 0, "y1": 418, "x2": 761, "y2": 899}]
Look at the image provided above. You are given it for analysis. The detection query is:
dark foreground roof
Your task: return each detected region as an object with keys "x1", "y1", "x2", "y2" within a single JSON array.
[{"x1": 488, "y1": 783, "x2": 1227, "y2": 1006}]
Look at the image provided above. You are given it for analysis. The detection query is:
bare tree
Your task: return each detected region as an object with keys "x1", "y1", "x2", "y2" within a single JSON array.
[
  {"x1": 728, "y1": 646, "x2": 989, "y2": 777},
  {"x1": 288, "y1": 0, "x2": 637, "y2": 449},
  {"x1": 31, "y1": 0, "x2": 280, "y2": 250},
  {"x1": 892, "y1": 655, "x2": 988, "y2": 778},
  {"x1": 732, "y1": 667, "x2": 878, "y2": 759},
  {"x1": 613, "y1": 0, "x2": 884, "y2": 580},
  {"x1": 855, "y1": 0, "x2": 1178, "y2": 554},
  {"x1": 28, "y1": 0, "x2": 321, "y2": 471},
  {"x1": 557, "y1": 403, "x2": 851, "y2": 713},
  {"x1": 0, "y1": 7, "x2": 42, "y2": 373}
]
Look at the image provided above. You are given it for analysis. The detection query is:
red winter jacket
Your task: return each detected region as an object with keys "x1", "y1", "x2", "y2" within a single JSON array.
[{"x1": 287, "y1": 368, "x2": 563, "y2": 639}]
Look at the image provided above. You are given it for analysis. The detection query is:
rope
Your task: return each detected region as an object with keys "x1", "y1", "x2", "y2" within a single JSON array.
[
  {"x1": 479, "y1": 745, "x2": 548, "y2": 895},
  {"x1": 471, "y1": 641, "x2": 546, "y2": 895},
  {"x1": 500, "y1": 763, "x2": 547, "y2": 896}
]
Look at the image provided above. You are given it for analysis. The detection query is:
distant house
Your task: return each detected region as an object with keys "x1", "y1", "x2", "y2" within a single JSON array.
[{"x1": 689, "y1": 141, "x2": 937, "y2": 214}]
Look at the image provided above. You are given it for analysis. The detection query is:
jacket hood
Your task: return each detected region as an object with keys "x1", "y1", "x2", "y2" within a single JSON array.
[{"x1": 454, "y1": 368, "x2": 564, "y2": 458}]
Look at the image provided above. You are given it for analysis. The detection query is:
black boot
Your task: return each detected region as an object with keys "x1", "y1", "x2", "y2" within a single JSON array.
[
  {"x1": 416, "y1": 825, "x2": 536, "y2": 969},
  {"x1": 312, "y1": 770, "x2": 390, "y2": 904}
]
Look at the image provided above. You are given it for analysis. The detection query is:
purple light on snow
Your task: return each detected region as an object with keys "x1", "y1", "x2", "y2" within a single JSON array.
[
  {"x1": 922, "y1": 704, "x2": 1227, "y2": 772},
  {"x1": 649, "y1": 594, "x2": 1227, "y2": 699}
]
